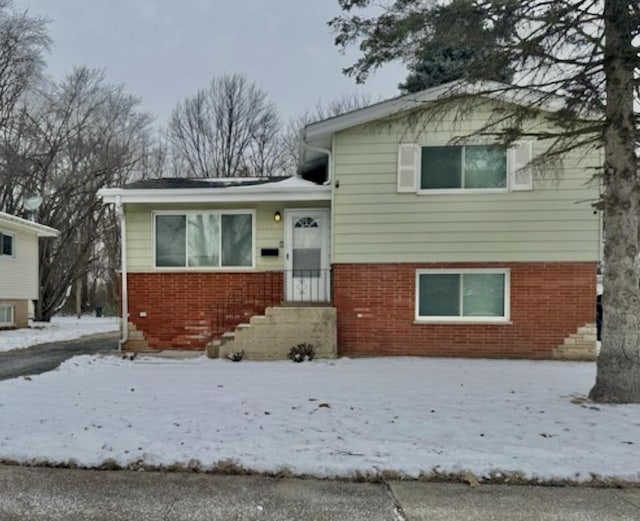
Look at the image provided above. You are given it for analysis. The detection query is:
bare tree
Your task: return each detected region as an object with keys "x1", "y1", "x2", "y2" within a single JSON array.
[
  {"x1": 168, "y1": 73, "x2": 285, "y2": 177},
  {"x1": 0, "y1": 0, "x2": 50, "y2": 129},
  {"x1": 0, "y1": 67, "x2": 153, "y2": 320},
  {"x1": 332, "y1": 0, "x2": 640, "y2": 402},
  {"x1": 282, "y1": 92, "x2": 373, "y2": 173}
]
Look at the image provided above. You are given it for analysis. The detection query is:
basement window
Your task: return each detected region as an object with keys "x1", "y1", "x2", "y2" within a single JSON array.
[
  {"x1": 415, "y1": 269, "x2": 510, "y2": 323},
  {"x1": 0, "y1": 304, "x2": 14, "y2": 326}
]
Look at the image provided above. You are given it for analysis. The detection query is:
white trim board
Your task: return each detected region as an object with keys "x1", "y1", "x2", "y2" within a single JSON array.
[{"x1": 0, "y1": 212, "x2": 59, "y2": 238}]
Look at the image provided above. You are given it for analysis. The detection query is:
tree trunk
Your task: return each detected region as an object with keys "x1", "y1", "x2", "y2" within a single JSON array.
[
  {"x1": 75, "y1": 279, "x2": 82, "y2": 319},
  {"x1": 589, "y1": 0, "x2": 640, "y2": 403}
]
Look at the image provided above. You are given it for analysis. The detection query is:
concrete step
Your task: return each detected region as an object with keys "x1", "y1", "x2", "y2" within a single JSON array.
[
  {"x1": 218, "y1": 345, "x2": 286, "y2": 361},
  {"x1": 559, "y1": 339, "x2": 596, "y2": 347},
  {"x1": 123, "y1": 339, "x2": 149, "y2": 351},
  {"x1": 127, "y1": 330, "x2": 145, "y2": 340},
  {"x1": 554, "y1": 344, "x2": 597, "y2": 358}
]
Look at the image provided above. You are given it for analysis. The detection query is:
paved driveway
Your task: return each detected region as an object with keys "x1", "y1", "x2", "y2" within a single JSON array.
[{"x1": 0, "y1": 333, "x2": 118, "y2": 380}]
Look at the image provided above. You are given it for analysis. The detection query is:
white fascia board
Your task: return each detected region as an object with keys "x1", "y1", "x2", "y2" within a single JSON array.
[
  {"x1": 304, "y1": 80, "x2": 588, "y2": 141},
  {"x1": 0, "y1": 212, "x2": 60, "y2": 237},
  {"x1": 99, "y1": 188, "x2": 331, "y2": 204}
]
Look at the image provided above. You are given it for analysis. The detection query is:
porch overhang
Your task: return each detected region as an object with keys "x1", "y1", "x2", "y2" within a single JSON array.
[{"x1": 99, "y1": 176, "x2": 331, "y2": 204}]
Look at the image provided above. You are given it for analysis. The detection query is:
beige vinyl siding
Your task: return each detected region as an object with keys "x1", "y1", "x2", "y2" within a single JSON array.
[
  {"x1": 331, "y1": 101, "x2": 601, "y2": 263},
  {"x1": 0, "y1": 224, "x2": 38, "y2": 299},
  {"x1": 125, "y1": 201, "x2": 329, "y2": 272}
]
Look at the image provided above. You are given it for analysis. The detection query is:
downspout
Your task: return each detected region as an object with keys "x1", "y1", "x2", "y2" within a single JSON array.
[
  {"x1": 115, "y1": 195, "x2": 128, "y2": 351},
  {"x1": 300, "y1": 129, "x2": 332, "y2": 186}
]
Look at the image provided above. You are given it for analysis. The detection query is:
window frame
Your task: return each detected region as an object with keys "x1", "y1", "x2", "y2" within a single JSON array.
[
  {"x1": 417, "y1": 143, "x2": 510, "y2": 195},
  {"x1": 0, "y1": 230, "x2": 15, "y2": 258},
  {"x1": 0, "y1": 304, "x2": 15, "y2": 326},
  {"x1": 152, "y1": 209, "x2": 256, "y2": 270},
  {"x1": 415, "y1": 268, "x2": 511, "y2": 323}
]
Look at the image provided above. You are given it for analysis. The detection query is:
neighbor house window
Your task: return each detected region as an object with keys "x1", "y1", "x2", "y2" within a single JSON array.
[
  {"x1": 0, "y1": 231, "x2": 14, "y2": 257},
  {"x1": 0, "y1": 304, "x2": 14, "y2": 326},
  {"x1": 416, "y1": 269, "x2": 510, "y2": 322},
  {"x1": 420, "y1": 145, "x2": 507, "y2": 190},
  {"x1": 154, "y1": 211, "x2": 253, "y2": 268}
]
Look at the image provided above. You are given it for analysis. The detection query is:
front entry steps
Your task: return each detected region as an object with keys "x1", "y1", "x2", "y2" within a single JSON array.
[
  {"x1": 122, "y1": 322, "x2": 149, "y2": 351},
  {"x1": 553, "y1": 323, "x2": 598, "y2": 361},
  {"x1": 206, "y1": 306, "x2": 337, "y2": 361}
]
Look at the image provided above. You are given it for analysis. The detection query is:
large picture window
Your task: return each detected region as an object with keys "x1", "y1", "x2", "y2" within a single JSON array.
[
  {"x1": 0, "y1": 231, "x2": 14, "y2": 257},
  {"x1": 416, "y1": 269, "x2": 510, "y2": 322},
  {"x1": 155, "y1": 211, "x2": 253, "y2": 268},
  {"x1": 420, "y1": 145, "x2": 507, "y2": 190}
]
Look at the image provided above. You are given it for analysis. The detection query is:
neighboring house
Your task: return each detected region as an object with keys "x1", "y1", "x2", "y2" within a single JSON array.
[
  {"x1": 99, "y1": 82, "x2": 601, "y2": 360},
  {"x1": 0, "y1": 211, "x2": 59, "y2": 329}
]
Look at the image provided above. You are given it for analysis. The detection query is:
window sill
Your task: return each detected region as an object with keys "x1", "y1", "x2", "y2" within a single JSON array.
[
  {"x1": 414, "y1": 319, "x2": 512, "y2": 326},
  {"x1": 152, "y1": 266, "x2": 257, "y2": 272},
  {"x1": 416, "y1": 188, "x2": 509, "y2": 195}
]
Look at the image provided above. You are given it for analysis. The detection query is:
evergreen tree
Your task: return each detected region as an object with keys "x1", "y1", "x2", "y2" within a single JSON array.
[
  {"x1": 399, "y1": 0, "x2": 514, "y2": 93},
  {"x1": 331, "y1": 0, "x2": 640, "y2": 403}
]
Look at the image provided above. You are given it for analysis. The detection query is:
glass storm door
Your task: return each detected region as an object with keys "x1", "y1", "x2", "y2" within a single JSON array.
[{"x1": 284, "y1": 209, "x2": 330, "y2": 302}]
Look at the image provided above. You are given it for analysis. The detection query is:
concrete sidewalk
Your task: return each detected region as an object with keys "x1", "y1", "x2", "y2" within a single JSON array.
[
  {"x1": 0, "y1": 465, "x2": 639, "y2": 520},
  {"x1": 390, "y1": 481, "x2": 640, "y2": 521}
]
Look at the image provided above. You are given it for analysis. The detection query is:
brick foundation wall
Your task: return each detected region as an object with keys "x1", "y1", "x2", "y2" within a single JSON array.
[
  {"x1": 127, "y1": 272, "x2": 283, "y2": 349},
  {"x1": 332, "y1": 262, "x2": 596, "y2": 359}
]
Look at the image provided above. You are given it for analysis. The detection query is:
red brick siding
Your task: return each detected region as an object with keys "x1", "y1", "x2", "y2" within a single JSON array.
[
  {"x1": 127, "y1": 272, "x2": 283, "y2": 349},
  {"x1": 332, "y1": 262, "x2": 596, "y2": 358}
]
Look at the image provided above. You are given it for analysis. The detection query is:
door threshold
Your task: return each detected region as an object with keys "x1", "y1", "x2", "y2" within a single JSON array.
[{"x1": 280, "y1": 301, "x2": 332, "y2": 307}]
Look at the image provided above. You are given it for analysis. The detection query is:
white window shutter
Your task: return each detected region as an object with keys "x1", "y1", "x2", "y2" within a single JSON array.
[
  {"x1": 510, "y1": 141, "x2": 533, "y2": 191},
  {"x1": 397, "y1": 144, "x2": 419, "y2": 193}
]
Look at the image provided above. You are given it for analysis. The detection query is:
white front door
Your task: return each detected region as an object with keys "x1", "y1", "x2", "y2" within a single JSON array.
[{"x1": 284, "y1": 209, "x2": 331, "y2": 303}]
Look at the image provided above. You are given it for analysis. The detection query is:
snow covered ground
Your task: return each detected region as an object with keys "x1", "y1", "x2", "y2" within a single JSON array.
[
  {"x1": 0, "y1": 355, "x2": 638, "y2": 482},
  {"x1": 0, "y1": 316, "x2": 119, "y2": 352}
]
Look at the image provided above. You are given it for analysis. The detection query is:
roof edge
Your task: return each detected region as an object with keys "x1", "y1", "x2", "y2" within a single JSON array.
[
  {"x1": 98, "y1": 187, "x2": 331, "y2": 204},
  {"x1": 303, "y1": 80, "x2": 582, "y2": 141},
  {"x1": 0, "y1": 211, "x2": 60, "y2": 237}
]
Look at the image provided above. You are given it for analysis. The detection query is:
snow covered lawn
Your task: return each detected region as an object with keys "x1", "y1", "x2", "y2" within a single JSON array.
[
  {"x1": 0, "y1": 316, "x2": 119, "y2": 352},
  {"x1": 0, "y1": 355, "x2": 638, "y2": 482}
]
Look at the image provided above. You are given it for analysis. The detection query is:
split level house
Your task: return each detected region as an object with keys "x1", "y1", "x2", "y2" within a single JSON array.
[
  {"x1": 0, "y1": 211, "x2": 59, "y2": 329},
  {"x1": 99, "y1": 82, "x2": 601, "y2": 360}
]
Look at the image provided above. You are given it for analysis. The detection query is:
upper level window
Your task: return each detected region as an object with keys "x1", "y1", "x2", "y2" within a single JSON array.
[
  {"x1": 397, "y1": 141, "x2": 533, "y2": 193},
  {"x1": 421, "y1": 145, "x2": 507, "y2": 190},
  {"x1": 0, "y1": 232, "x2": 14, "y2": 257},
  {"x1": 155, "y1": 211, "x2": 253, "y2": 268}
]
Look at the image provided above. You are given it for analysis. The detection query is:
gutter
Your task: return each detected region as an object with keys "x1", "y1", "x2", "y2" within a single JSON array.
[
  {"x1": 115, "y1": 195, "x2": 128, "y2": 351},
  {"x1": 301, "y1": 129, "x2": 333, "y2": 186}
]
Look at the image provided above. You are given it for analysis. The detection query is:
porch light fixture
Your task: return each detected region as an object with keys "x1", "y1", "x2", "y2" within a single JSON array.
[{"x1": 273, "y1": 211, "x2": 282, "y2": 223}]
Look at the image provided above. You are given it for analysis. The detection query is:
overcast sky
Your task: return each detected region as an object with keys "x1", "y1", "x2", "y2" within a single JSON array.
[{"x1": 14, "y1": 0, "x2": 405, "y2": 126}]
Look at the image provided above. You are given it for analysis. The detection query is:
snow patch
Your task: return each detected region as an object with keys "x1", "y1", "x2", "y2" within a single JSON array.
[
  {"x1": 0, "y1": 316, "x2": 119, "y2": 352},
  {"x1": 0, "y1": 356, "x2": 638, "y2": 482}
]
